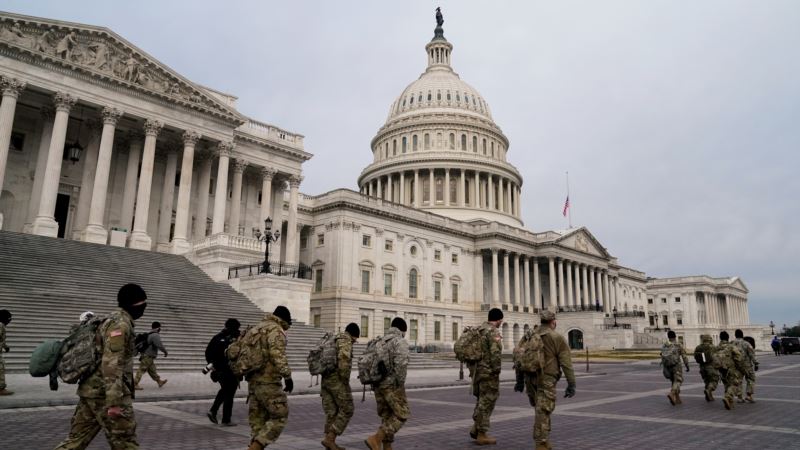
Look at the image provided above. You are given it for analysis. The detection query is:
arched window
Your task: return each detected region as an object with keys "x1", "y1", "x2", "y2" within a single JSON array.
[
  {"x1": 387, "y1": 142, "x2": 392, "y2": 157},
  {"x1": 437, "y1": 133, "x2": 443, "y2": 147},
  {"x1": 472, "y1": 136, "x2": 477, "y2": 152},
  {"x1": 461, "y1": 134, "x2": 467, "y2": 150},
  {"x1": 418, "y1": 94, "x2": 422, "y2": 103},
  {"x1": 465, "y1": 93, "x2": 470, "y2": 104},
  {"x1": 435, "y1": 176, "x2": 444, "y2": 202},
  {"x1": 402, "y1": 137, "x2": 407, "y2": 153},
  {"x1": 491, "y1": 142, "x2": 495, "y2": 157},
  {"x1": 449, "y1": 177, "x2": 457, "y2": 201},
  {"x1": 446, "y1": 91, "x2": 451, "y2": 101},
  {"x1": 456, "y1": 93, "x2": 461, "y2": 102},
  {"x1": 427, "y1": 91, "x2": 432, "y2": 101},
  {"x1": 393, "y1": 139, "x2": 397, "y2": 155},
  {"x1": 482, "y1": 139, "x2": 487, "y2": 154},
  {"x1": 437, "y1": 91, "x2": 442, "y2": 101},
  {"x1": 412, "y1": 135, "x2": 418, "y2": 151},
  {"x1": 424, "y1": 133, "x2": 430, "y2": 150},
  {"x1": 409, "y1": 269, "x2": 418, "y2": 299},
  {"x1": 402, "y1": 98, "x2": 406, "y2": 107},
  {"x1": 409, "y1": 95, "x2": 414, "y2": 105},
  {"x1": 449, "y1": 133, "x2": 455, "y2": 149}
]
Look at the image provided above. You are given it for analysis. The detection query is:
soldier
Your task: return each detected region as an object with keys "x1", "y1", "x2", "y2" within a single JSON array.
[
  {"x1": 134, "y1": 321, "x2": 168, "y2": 390},
  {"x1": 54, "y1": 283, "x2": 148, "y2": 449},
  {"x1": 734, "y1": 329, "x2": 758, "y2": 403},
  {"x1": 320, "y1": 322, "x2": 360, "y2": 450},
  {"x1": 246, "y1": 306, "x2": 294, "y2": 450},
  {"x1": 717, "y1": 330, "x2": 745, "y2": 410},
  {"x1": 0, "y1": 309, "x2": 12, "y2": 396},
  {"x1": 693, "y1": 334, "x2": 720, "y2": 401},
  {"x1": 534, "y1": 310, "x2": 575, "y2": 450},
  {"x1": 206, "y1": 318, "x2": 241, "y2": 426},
  {"x1": 661, "y1": 330, "x2": 690, "y2": 405},
  {"x1": 365, "y1": 317, "x2": 410, "y2": 450},
  {"x1": 469, "y1": 308, "x2": 504, "y2": 446},
  {"x1": 514, "y1": 324, "x2": 540, "y2": 408}
]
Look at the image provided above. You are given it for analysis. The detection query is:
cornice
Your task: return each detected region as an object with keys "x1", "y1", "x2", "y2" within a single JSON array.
[
  {"x1": 358, "y1": 154, "x2": 523, "y2": 186},
  {"x1": 233, "y1": 130, "x2": 312, "y2": 163}
]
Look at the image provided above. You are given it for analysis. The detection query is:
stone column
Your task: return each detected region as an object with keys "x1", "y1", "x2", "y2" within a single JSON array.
[
  {"x1": 128, "y1": 119, "x2": 162, "y2": 249},
  {"x1": 428, "y1": 169, "x2": 435, "y2": 204},
  {"x1": 169, "y1": 130, "x2": 200, "y2": 253},
  {"x1": 460, "y1": 170, "x2": 466, "y2": 207},
  {"x1": 581, "y1": 265, "x2": 589, "y2": 309},
  {"x1": 228, "y1": 159, "x2": 247, "y2": 236},
  {"x1": 24, "y1": 107, "x2": 55, "y2": 232},
  {"x1": 119, "y1": 132, "x2": 144, "y2": 233},
  {"x1": 155, "y1": 144, "x2": 179, "y2": 251},
  {"x1": 588, "y1": 267, "x2": 597, "y2": 310},
  {"x1": 548, "y1": 257, "x2": 557, "y2": 310},
  {"x1": 474, "y1": 171, "x2": 480, "y2": 208},
  {"x1": 387, "y1": 173, "x2": 393, "y2": 202},
  {"x1": 595, "y1": 270, "x2": 604, "y2": 311},
  {"x1": 497, "y1": 178, "x2": 504, "y2": 212},
  {"x1": 444, "y1": 169, "x2": 450, "y2": 206},
  {"x1": 71, "y1": 120, "x2": 102, "y2": 237},
  {"x1": 513, "y1": 253, "x2": 521, "y2": 305},
  {"x1": 284, "y1": 175, "x2": 301, "y2": 264},
  {"x1": 557, "y1": 258, "x2": 565, "y2": 310},
  {"x1": 523, "y1": 255, "x2": 531, "y2": 307},
  {"x1": 31, "y1": 92, "x2": 76, "y2": 237},
  {"x1": 194, "y1": 151, "x2": 213, "y2": 239},
  {"x1": 82, "y1": 107, "x2": 123, "y2": 244},
  {"x1": 503, "y1": 251, "x2": 511, "y2": 303},
  {"x1": 0, "y1": 76, "x2": 26, "y2": 229},
  {"x1": 211, "y1": 142, "x2": 233, "y2": 235},
  {"x1": 491, "y1": 248, "x2": 500, "y2": 304},
  {"x1": 565, "y1": 261, "x2": 573, "y2": 308},
  {"x1": 487, "y1": 175, "x2": 494, "y2": 210},
  {"x1": 533, "y1": 258, "x2": 541, "y2": 310},
  {"x1": 414, "y1": 170, "x2": 420, "y2": 207},
  {"x1": 506, "y1": 180, "x2": 512, "y2": 213},
  {"x1": 603, "y1": 271, "x2": 611, "y2": 314},
  {"x1": 399, "y1": 171, "x2": 405, "y2": 205},
  {"x1": 259, "y1": 167, "x2": 276, "y2": 226}
]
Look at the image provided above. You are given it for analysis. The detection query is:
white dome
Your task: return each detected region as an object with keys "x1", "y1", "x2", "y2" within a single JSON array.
[{"x1": 388, "y1": 69, "x2": 493, "y2": 122}]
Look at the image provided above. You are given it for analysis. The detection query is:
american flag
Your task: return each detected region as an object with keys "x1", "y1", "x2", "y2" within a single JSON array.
[{"x1": 562, "y1": 195, "x2": 570, "y2": 217}]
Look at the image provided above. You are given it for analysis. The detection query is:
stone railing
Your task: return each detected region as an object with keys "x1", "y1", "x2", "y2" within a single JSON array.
[
  {"x1": 192, "y1": 233, "x2": 265, "y2": 252},
  {"x1": 240, "y1": 119, "x2": 305, "y2": 148}
]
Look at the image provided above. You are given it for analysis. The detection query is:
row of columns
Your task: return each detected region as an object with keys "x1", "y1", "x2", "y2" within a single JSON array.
[
  {"x1": 361, "y1": 168, "x2": 521, "y2": 218},
  {"x1": 701, "y1": 292, "x2": 748, "y2": 326},
  {"x1": 485, "y1": 250, "x2": 621, "y2": 314}
]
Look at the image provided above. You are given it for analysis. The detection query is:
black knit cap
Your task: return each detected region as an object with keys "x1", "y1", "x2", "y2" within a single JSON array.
[
  {"x1": 391, "y1": 317, "x2": 407, "y2": 332},
  {"x1": 151, "y1": 321, "x2": 161, "y2": 329},
  {"x1": 0, "y1": 309, "x2": 10, "y2": 323},
  {"x1": 720, "y1": 331, "x2": 729, "y2": 341},
  {"x1": 273, "y1": 306, "x2": 292, "y2": 324},
  {"x1": 734, "y1": 329, "x2": 744, "y2": 338},
  {"x1": 225, "y1": 318, "x2": 241, "y2": 331},
  {"x1": 345, "y1": 323, "x2": 361, "y2": 338},
  {"x1": 117, "y1": 283, "x2": 147, "y2": 307},
  {"x1": 667, "y1": 330, "x2": 676, "y2": 339},
  {"x1": 488, "y1": 308, "x2": 504, "y2": 322}
]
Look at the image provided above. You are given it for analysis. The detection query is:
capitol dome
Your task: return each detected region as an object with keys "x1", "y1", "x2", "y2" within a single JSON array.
[{"x1": 358, "y1": 15, "x2": 523, "y2": 227}]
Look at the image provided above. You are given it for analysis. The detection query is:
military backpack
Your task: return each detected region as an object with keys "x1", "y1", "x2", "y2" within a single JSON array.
[
  {"x1": 514, "y1": 329, "x2": 545, "y2": 373},
  {"x1": 29, "y1": 339, "x2": 63, "y2": 377},
  {"x1": 57, "y1": 316, "x2": 106, "y2": 384},
  {"x1": 693, "y1": 343, "x2": 715, "y2": 366},
  {"x1": 357, "y1": 335, "x2": 391, "y2": 385},
  {"x1": 454, "y1": 326, "x2": 484, "y2": 363},
  {"x1": 134, "y1": 332, "x2": 151, "y2": 354},
  {"x1": 307, "y1": 331, "x2": 338, "y2": 376},
  {"x1": 226, "y1": 324, "x2": 268, "y2": 378}
]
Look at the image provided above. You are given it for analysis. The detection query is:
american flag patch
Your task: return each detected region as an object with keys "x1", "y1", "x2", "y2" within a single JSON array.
[{"x1": 110, "y1": 330, "x2": 123, "y2": 337}]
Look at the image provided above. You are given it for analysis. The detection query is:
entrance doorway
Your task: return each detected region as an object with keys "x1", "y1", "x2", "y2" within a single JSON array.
[
  {"x1": 54, "y1": 193, "x2": 70, "y2": 238},
  {"x1": 568, "y1": 329, "x2": 584, "y2": 350}
]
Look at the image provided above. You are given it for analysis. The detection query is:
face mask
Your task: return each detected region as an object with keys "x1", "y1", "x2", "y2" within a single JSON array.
[{"x1": 126, "y1": 303, "x2": 147, "y2": 320}]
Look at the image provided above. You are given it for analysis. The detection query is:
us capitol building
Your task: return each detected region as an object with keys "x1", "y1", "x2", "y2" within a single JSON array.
[{"x1": 0, "y1": 11, "x2": 760, "y2": 350}]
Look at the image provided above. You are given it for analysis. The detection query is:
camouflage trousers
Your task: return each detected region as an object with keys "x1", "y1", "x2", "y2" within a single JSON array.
[
  {"x1": 134, "y1": 356, "x2": 161, "y2": 385},
  {"x1": 320, "y1": 375, "x2": 354, "y2": 435},
  {"x1": 374, "y1": 384, "x2": 410, "y2": 443},
  {"x1": 0, "y1": 352, "x2": 6, "y2": 390},
  {"x1": 741, "y1": 367, "x2": 755, "y2": 397},
  {"x1": 53, "y1": 396, "x2": 138, "y2": 450},
  {"x1": 699, "y1": 365, "x2": 720, "y2": 394},
  {"x1": 471, "y1": 375, "x2": 500, "y2": 434},
  {"x1": 669, "y1": 367, "x2": 684, "y2": 395},
  {"x1": 524, "y1": 372, "x2": 537, "y2": 407},
  {"x1": 533, "y1": 374, "x2": 558, "y2": 445},
  {"x1": 248, "y1": 382, "x2": 288, "y2": 446},
  {"x1": 722, "y1": 368, "x2": 743, "y2": 404}
]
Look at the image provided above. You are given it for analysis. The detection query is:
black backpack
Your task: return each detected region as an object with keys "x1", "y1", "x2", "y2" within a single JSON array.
[{"x1": 134, "y1": 332, "x2": 150, "y2": 354}]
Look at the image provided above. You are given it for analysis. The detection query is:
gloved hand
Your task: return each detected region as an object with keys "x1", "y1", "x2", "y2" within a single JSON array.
[
  {"x1": 564, "y1": 383, "x2": 576, "y2": 398},
  {"x1": 163, "y1": 351, "x2": 168, "y2": 358},
  {"x1": 3, "y1": 345, "x2": 9, "y2": 353},
  {"x1": 514, "y1": 370, "x2": 525, "y2": 393},
  {"x1": 283, "y1": 377, "x2": 294, "y2": 393},
  {"x1": 754, "y1": 363, "x2": 759, "y2": 372},
  {"x1": 685, "y1": 365, "x2": 690, "y2": 372}
]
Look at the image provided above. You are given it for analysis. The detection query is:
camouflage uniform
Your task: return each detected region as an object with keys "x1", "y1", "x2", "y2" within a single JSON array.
[
  {"x1": 247, "y1": 314, "x2": 292, "y2": 447},
  {"x1": 471, "y1": 321, "x2": 503, "y2": 436},
  {"x1": 735, "y1": 338, "x2": 757, "y2": 398},
  {"x1": 534, "y1": 326, "x2": 575, "y2": 447},
  {"x1": 693, "y1": 335, "x2": 720, "y2": 399},
  {"x1": 321, "y1": 331, "x2": 354, "y2": 436},
  {"x1": 718, "y1": 340, "x2": 745, "y2": 408},
  {"x1": 134, "y1": 333, "x2": 166, "y2": 386},
  {"x1": 374, "y1": 327, "x2": 410, "y2": 444},
  {"x1": 662, "y1": 341, "x2": 689, "y2": 396},
  {"x1": 0, "y1": 322, "x2": 7, "y2": 391},
  {"x1": 55, "y1": 308, "x2": 139, "y2": 449}
]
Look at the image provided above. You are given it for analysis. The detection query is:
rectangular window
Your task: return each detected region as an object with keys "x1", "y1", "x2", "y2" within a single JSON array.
[
  {"x1": 452, "y1": 284, "x2": 458, "y2": 303},
  {"x1": 647, "y1": 298, "x2": 653, "y2": 304},
  {"x1": 410, "y1": 319, "x2": 419, "y2": 341},
  {"x1": 661, "y1": 298, "x2": 667, "y2": 304},
  {"x1": 451, "y1": 253, "x2": 458, "y2": 264},
  {"x1": 675, "y1": 297, "x2": 681, "y2": 303},
  {"x1": 677, "y1": 317, "x2": 683, "y2": 325},
  {"x1": 361, "y1": 270, "x2": 370, "y2": 293},
  {"x1": 362, "y1": 235, "x2": 372, "y2": 247},
  {"x1": 384, "y1": 317, "x2": 391, "y2": 334},
  {"x1": 434, "y1": 321, "x2": 441, "y2": 341},
  {"x1": 361, "y1": 315, "x2": 369, "y2": 339},
  {"x1": 384, "y1": 273, "x2": 393, "y2": 296},
  {"x1": 317, "y1": 233, "x2": 325, "y2": 246},
  {"x1": 662, "y1": 315, "x2": 669, "y2": 326},
  {"x1": 452, "y1": 322, "x2": 459, "y2": 340},
  {"x1": 300, "y1": 235, "x2": 308, "y2": 249},
  {"x1": 434, "y1": 280, "x2": 441, "y2": 301},
  {"x1": 313, "y1": 314, "x2": 321, "y2": 328},
  {"x1": 314, "y1": 269, "x2": 323, "y2": 293},
  {"x1": 649, "y1": 315, "x2": 655, "y2": 326},
  {"x1": 384, "y1": 239, "x2": 393, "y2": 251},
  {"x1": 434, "y1": 250, "x2": 441, "y2": 261}
]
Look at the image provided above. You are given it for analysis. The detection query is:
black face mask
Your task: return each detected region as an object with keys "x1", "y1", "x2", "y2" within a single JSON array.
[{"x1": 125, "y1": 303, "x2": 147, "y2": 320}]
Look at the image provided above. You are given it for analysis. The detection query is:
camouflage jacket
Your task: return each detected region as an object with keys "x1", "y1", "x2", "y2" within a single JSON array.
[
  {"x1": 0, "y1": 322, "x2": 6, "y2": 349},
  {"x1": 663, "y1": 341, "x2": 690, "y2": 368},
  {"x1": 334, "y1": 331, "x2": 354, "y2": 381},
  {"x1": 539, "y1": 326, "x2": 576, "y2": 384},
  {"x1": 77, "y1": 308, "x2": 136, "y2": 407},
  {"x1": 717, "y1": 340, "x2": 745, "y2": 372},
  {"x1": 734, "y1": 338, "x2": 757, "y2": 367},
  {"x1": 475, "y1": 321, "x2": 503, "y2": 378},
  {"x1": 378, "y1": 327, "x2": 409, "y2": 388},
  {"x1": 248, "y1": 314, "x2": 292, "y2": 385}
]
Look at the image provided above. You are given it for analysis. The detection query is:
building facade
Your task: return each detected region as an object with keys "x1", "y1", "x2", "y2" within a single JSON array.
[{"x1": 0, "y1": 11, "x2": 762, "y2": 350}]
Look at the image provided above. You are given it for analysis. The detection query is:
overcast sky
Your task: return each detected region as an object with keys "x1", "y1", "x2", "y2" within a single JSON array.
[{"x1": 5, "y1": 1, "x2": 798, "y2": 328}]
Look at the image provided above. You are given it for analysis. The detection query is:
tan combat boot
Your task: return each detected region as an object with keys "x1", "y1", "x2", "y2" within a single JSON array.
[
  {"x1": 667, "y1": 392, "x2": 676, "y2": 405},
  {"x1": 364, "y1": 429, "x2": 385, "y2": 450},
  {"x1": 247, "y1": 440, "x2": 264, "y2": 450},
  {"x1": 675, "y1": 392, "x2": 682, "y2": 404},
  {"x1": 745, "y1": 394, "x2": 755, "y2": 403},
  {"x1": 475, "y1": 432, "x2": 497, "y2": 445},
  {"x1": 321, "y1": 431, "x2": 344, "y2": 450},
  {"x1": 723, "y1": 398, "x2": 733, "y2": 410},
  {"x1": 704, "y1": 389, "x2": 714, "y2": 402},
  {"x1": 157, "y1": 379, "x2": 168, "y2": 388},
  {"x1": 382, "y1": 441, "x2": 393, "y2": 450},
  {"x1": 0, "y1": 389, "x2": 14, "y2": 396},
  {"x1": 535, "y1": 442, "x2": 549, "y2": 450}
]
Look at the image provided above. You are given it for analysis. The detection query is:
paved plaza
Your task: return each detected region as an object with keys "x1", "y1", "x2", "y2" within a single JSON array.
[{"x1": 1, "y1": 355, "x2": 798, "y2": 449}]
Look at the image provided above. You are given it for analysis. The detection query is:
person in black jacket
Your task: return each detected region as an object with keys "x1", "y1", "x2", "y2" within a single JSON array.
[{"x1": 206, "y1": 318, "x2": 241, "y2": 426}]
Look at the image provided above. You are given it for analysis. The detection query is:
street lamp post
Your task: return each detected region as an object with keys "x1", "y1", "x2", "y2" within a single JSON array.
[
  {"x1": 255, "y1": 217, "x2": 280, "y2": 274},
  {"x1": 654, "y1": 314, "x2": 660, "y2": 331},
  {"x1": 612, "y1": 307, "x2": 618, "y2": 328},
  {"x1": 770, "y1": 320, "x2": 775, "y2": 335}
]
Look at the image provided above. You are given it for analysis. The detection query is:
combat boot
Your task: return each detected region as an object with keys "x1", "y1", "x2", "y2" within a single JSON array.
[
  {"x1": 0, "y1": 389, "x2": 14, "y2": 396},
  {"x1": 321, "y1": 431, "x2": 344, "y2": 450},
  {"x1": 723, "y1": 398, "x2": 733, "y2": 410},
  {"x1": 382, "y1": 441, "x2": 393, "y2": 450},
  {"x1": 704, "y1": 389, "x2": 714, "y2": 402},
  {"x1": 364, "y1": 429, "x2": 385, "y2": 450},
  {"x1": 247, "y1": 439, "x2": 264, "y2": 450},
  {"x1": 469, "y1": 425, "x2": 477, "y2": 440},
  {"x1": 667, "y1": 392, "x2": 676, "y2": 405},
  {"x1": 675, "y1": 392, "x2": 682, "y2": 404},
  {"x1": 475, "y1": 432, "x2": 497, "y2": 445},
  {"x1": 535, "y1": 443, "x2": 549, "y2": 450},
  {"x1": 157, "y1": 379, "x2": 168, "y2": 388},
  {"x1": 745, "y1": 394, "x2": 755, "y2": 403}
]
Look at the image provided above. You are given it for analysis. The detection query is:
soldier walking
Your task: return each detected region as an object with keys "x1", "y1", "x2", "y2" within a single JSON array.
[
  {"x1": 246, "y1": 306, "x2": 294, "y2": 450},
  {"x1": 534, "y1": 310, "x2": 575, "y2": 450},
  {"x1": 693, "y1": 334, "x2": 720, "y2": 401},
  {"x1": 717, "y1": 331, "x2": 745, "y2": 410},
  {"x1": 320, "y1": 323, "x2": 359, "y2": 450},
  {"x1": 469, "y1": 308, "x2": 504, "y2": 446},
  {"x1": 134, "y1": 321, "x2": 168, "y2": 389},
  {"x1": 54, "y1": 283, "x2": 148, "y2": 449},
  {"x1": 661, "y1": 330, "x2": 690, "y2": 405},
  {"x1": 734, "y1": 329, "x2": 758, "y2": 403},
  {"x1": 206, "y1": 318, "x2": 241, "y2": 426},
  {"x1": 0, "y1": 309, "x2": 12, "y2": 396},
  {"x1": 364, "y1": 317, "x2": 410, "y2": 450}
]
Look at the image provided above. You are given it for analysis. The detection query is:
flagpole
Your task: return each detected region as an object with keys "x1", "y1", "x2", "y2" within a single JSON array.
[{"x1": 566, "y1": 171, "x2": 572, "y2": 229}]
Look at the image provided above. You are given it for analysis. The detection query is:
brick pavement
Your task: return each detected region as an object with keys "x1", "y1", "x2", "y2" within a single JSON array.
[{"x1": 1, "y1": 355, "x2": 798, "y2": 449}]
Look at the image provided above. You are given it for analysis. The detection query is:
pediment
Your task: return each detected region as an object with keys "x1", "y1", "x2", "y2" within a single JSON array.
[
  {"x1": 0, "y1": 12, "x2": 243, "y2": 124},
  {"x1": 728, "y1": 277, "x2": 749, "y2": 293},
  {"x1": 556, "y1": 227, "x2": 609, "y2": 258}
]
